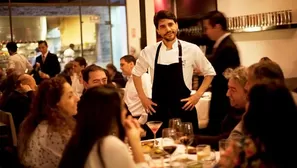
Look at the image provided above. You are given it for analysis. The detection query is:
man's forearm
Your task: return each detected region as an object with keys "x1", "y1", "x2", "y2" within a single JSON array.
[
  {"x1": 195, "y1": 75, "x2": 214, "y2": 97},
  {"x1": 133, "y1": 74, "x2": 146, "y2": 98}
]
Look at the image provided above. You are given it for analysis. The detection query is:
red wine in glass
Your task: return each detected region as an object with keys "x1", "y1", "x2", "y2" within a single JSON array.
[
  {"x1": 163, "y1": 145, "x2": 177, "y2": 155},
  {"x1": 180, "y1": 136, "x2": 194, "y2": 146}
]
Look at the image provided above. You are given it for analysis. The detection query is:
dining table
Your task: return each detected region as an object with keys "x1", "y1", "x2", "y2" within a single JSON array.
[{"x1": 142, "y1": 138, "x2": 220, "y2": 168}]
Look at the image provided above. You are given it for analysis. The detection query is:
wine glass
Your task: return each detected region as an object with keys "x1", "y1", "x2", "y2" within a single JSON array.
[
  {"x1": 162, "y1": 128, "x2": 177, "y2": 165},
  {"x1": 169, "y1": 118, "x2": 183, "y2": 143},
  {"x1": 180, "y1": 122, "x2": 194, "y2": 156},
  {"x1": 169, "y1": 118, "x2": 182, "y2": 132},
  {"x1": 146, "y1": 121, "x2": 163, "y2": 147}
]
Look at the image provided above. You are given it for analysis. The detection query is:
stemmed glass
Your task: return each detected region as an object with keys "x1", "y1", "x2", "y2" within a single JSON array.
[
  {"x1": 169, "y1": 118, "x2": 183, "y2": 143},
  {"x1": 180, "y1": 122, "x2": 194, "y2": 156},
  {"x1": 146, "y1": 121, "x2": 163, "y2": 147},
  {"x1": 162, "y1": 128, "x2": 177, "y2": 165},
  {"x1": 169, "y1": 118, "x2": 182, "y2": 132}
]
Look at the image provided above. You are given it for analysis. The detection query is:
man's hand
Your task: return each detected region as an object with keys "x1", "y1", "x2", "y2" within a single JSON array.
[
  {"x1": 36, "y1": 62, "x2": 40, "y2": 68},
  {"x1": 39, "y1": 71, "x2": 50, "y2": 79},
  {"x1": 181, "y1": 94, "x2": 201, "y2": 111},
  {"x1": 139, "y1": 95, "x2": 157, "y2": 114}
]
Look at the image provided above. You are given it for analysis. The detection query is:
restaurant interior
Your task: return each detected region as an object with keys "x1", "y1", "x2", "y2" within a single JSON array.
[{"x1": 0, "y1": 0, "x2": 297, "y2": 167}]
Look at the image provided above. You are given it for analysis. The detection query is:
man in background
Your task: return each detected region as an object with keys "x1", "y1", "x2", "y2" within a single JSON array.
[
  {"x1": 72, "y1": 57, "x2": 87, "y2": 96},
  {"x1": 82, "y1": 64, "x2": 108, "y2": 90},
  {"x1": 120, "y1": 55, "x2": 151, "y2": 125},
  {"x1": 6, "y1": 42, "x2": 32, "y2": 74},
  {"x1": 203, "y1": 11, "x2": 240, "y2": 135},
  {"x1": 63, "y1": 44, "x2": 75, "y2": 63},
  {"x1": 33, "y1": 40, "x2": 61, "y2": 84}
]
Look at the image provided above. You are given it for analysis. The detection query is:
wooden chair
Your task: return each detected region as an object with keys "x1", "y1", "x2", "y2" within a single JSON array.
[{"x1": 0, "y1": 110, "x2": 17, "y2": 147}]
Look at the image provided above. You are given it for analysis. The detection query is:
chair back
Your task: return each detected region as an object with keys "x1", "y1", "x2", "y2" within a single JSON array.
[{"x1": 0, "y1": 110, "x2": 17, "y2": 147}]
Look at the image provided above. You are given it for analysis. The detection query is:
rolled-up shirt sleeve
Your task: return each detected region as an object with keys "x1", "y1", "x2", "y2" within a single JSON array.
[
  {"x1": 193, "y1": 46, "x2": 216, "y2": 76},
  {"x1": 132, "y1": 49, "x2": 150, "y2": 77}
]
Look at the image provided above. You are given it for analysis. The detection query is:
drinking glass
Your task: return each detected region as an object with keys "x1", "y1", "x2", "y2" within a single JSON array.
[
  {"x1": 162, "y1": 128, "x2": 177, "y2": 166},
  {"x1": 201, "y1": 150, "x2": 217, "y2": 168},
  {"x1": 146, "y1": 121, "x2": 163, "y2": 147},
  {"x1": 180, "y1": 122, "x2": 194, "y2": 155},
  {"x1": 169, "y1": 118, "x2": 183, "y2": 143},
  {"x1": 196, "y1": 144, "x2": 211, "y2": 161},
  {"x1": 169, "y1": 118, "x2": 182, "y2": 131}
]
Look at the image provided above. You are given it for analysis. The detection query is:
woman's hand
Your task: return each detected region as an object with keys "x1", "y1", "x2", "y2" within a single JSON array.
[
  {"x1": 123, "y1": 116, "x2": 147, "y2": 164},
  {"x1": 124, "y1": 116, "x2": 144, "y2": 142}
]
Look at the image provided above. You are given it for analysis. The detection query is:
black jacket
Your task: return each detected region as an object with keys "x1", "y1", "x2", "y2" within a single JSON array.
[
  {"x1": 32, "y1": 52, "x2": 61, "y2": 84},
  {"x1": 207, "y1": 35, "x2": 241, "y2": 135}
]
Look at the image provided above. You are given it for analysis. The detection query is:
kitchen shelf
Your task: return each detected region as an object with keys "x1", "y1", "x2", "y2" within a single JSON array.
[{"x1": 229, "y1": 23, "x2": 297, "y2": 33}]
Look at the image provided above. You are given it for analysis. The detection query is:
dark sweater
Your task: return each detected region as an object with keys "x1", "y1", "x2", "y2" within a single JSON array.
[
  {"x1": 194, "y1": 107, "x2": 245, "y2": 150},
  {"x1": 0, "y1": 90, "x2": 34, "y2": 132}
]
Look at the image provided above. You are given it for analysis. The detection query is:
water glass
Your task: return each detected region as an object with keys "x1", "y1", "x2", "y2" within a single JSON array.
[
  {"x1": 201, "y1": 151, "x2": 216, "y2": 168},
  {"x1": 196, "y1": 144, "x2": 211, "y2": 161}
]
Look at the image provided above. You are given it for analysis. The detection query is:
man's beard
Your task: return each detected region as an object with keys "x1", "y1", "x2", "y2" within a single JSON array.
[{"x1": 162, "y1": 31, "x2": 176, "y2": 42}]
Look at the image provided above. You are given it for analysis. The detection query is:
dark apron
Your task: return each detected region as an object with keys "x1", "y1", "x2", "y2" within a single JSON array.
[{"x1": 145, "y1": 41, "x2": 199, "y2": 139}]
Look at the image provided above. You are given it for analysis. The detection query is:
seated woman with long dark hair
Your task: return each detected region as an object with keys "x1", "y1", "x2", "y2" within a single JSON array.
[
  {"x1": 59, "y1": 86, "x2": 148, "y2": 168},
  {"x1": 18, "y1": 77, "x2": 80, "y2": 168},
  {"x1": 218, "y1": 84, "x2": 297, "y2": 168}
]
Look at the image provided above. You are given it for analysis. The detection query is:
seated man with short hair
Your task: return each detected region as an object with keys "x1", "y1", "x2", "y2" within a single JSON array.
[
  {"x1": 194, "y1": 66, "x2": 247, "y2": 149},
  {"x1": 229, "y1": 60, "x2": 297, "y2": 140}
]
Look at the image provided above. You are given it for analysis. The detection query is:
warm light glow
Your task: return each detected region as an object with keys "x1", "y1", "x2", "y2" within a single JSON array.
[{"x1": 154, "y1": 0, "x2": 171, "y2": 12}]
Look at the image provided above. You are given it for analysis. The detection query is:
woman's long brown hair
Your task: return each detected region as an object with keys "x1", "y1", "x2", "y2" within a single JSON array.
[
  {"x1": 59, "y1": 85, "x2": 125, "y2": 168},
  {"x1": 18, "y1": 77, "x2": 75, "y2": 160}
]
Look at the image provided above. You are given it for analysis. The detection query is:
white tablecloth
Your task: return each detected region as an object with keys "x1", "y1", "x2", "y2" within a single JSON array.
[
  {"x1": 192, "y1": 91, "x2": 211, "y2": 129},
  {"x1": 143, "y1": 138, "x2": 220, "y2": 167}
]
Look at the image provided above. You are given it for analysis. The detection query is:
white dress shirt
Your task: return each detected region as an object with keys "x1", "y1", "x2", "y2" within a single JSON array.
[
  {"x1": 85, "y1": 135, "x2": 149, "y2": 168},
  {"x1": 124, "y1": 73, "x2": 151, "y2": 124},
  {"x1": 42, "y1": 51, "x2": 49, "y2": 58},
  {"x1": 71, "y1": 73, "x2": 84, "y2": 97},
  {"x1": 63, "y1": 48, "x2": 75, "y2": 57},
  {"x1": 8, "y1": 53, "x2": 33, "y2": 73},
  {"x1": 213, "y1": 33, "x2": 231, "y2": 49},
  {"x1": 132, "y1": 39, "x2": 216, "y2": 90}
]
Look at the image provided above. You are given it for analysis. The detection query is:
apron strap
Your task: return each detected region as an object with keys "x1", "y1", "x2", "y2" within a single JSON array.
[
  {"x1": 177, "y1": 40, "x2": 182, "y2": 65},
  {"x1": 154, "y1": 43, "x2": 162, "y2": 66}
]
